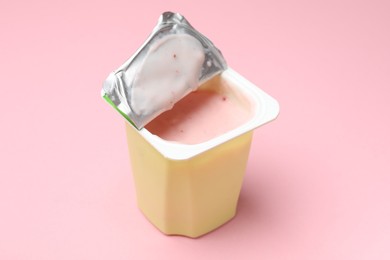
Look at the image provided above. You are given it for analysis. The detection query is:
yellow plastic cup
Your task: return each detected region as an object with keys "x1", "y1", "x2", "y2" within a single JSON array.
[{"x1": 125, "y1": 68, "x2": 279, "y2": 238}]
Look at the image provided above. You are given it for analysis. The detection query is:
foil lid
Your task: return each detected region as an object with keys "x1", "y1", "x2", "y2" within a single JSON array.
[{"x1": 102, "y1": 12, "x2": 227, "y2": 129}]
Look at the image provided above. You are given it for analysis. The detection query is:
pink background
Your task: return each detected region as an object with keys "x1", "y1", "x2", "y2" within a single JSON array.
[{"x1": 1, "y1": 0, "x2": 389, "y2": 259}]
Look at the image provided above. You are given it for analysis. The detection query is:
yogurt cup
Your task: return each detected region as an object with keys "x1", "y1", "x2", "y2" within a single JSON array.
[{"x1": 125, "y1": 68, "x2": 279, "y2": 237}]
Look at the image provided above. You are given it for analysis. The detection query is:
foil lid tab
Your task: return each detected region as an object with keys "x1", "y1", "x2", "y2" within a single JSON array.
[{"x1": 102, "y1": 12, "x2": 227, "y2": 129}]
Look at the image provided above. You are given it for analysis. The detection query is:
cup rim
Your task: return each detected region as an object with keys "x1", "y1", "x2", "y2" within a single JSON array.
[{"x1": 129, "y1": 67, "x2": 280, "y2": 160}]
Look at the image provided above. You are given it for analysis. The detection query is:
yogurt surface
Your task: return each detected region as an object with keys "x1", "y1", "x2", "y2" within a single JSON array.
[{"x1": 145, "y1": 76, "x2": 254, "y2": 144}]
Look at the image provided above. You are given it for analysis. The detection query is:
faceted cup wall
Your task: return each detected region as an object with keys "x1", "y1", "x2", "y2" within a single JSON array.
[{"x1": 126, "y1": 123, "x2": 252, "y2": 238}]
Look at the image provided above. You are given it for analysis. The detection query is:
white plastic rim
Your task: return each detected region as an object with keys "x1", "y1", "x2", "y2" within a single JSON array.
[{"x1": 132, "y1": 67, "x2": 280, "y2": 160}]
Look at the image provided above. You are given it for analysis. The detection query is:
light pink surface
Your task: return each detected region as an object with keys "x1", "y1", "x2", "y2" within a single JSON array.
[
  {"x1": 1, "y1": 0, "x2": 389, "y2": 259},
  {"x1": 146, "y1": 88, "x2": 252, "y2": 144}
]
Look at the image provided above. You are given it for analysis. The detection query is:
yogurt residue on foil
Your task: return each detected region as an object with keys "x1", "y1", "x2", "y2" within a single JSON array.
[
  {"x1": 102, "y1": 12, "x2": 227, "y2": 129},
  {"x1": 131, "y1": 34, "x2": 205, "y2": 116}
]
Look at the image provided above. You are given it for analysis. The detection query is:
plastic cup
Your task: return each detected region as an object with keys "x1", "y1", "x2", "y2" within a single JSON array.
[{"x1": 125, "y1": 68, "x2": 279, "y2": 238}]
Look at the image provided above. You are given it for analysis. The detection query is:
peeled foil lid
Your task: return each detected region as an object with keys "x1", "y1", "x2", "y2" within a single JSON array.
[{"x1": 102, "y1": 12, "x2": 227, "y2": 129}]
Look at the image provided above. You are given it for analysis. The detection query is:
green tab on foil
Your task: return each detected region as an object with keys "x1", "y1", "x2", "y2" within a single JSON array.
[{"x1": 102, "y1": 94, "x2": 137, "y2": 129}]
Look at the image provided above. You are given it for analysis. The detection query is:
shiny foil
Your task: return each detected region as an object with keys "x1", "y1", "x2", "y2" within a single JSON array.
[{"x1": 102, "y1": 12, "x2": 227, "y2": 129}]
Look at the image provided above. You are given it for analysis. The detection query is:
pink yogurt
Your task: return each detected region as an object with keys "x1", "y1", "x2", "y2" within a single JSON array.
[{"x1": 146, "y1": 77, "x2": 254, "y2": 144}]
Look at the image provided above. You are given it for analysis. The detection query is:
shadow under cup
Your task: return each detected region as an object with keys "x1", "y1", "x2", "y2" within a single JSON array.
[{"x1": 125, "y1": 68, "x2": 279, "y2": 238}]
